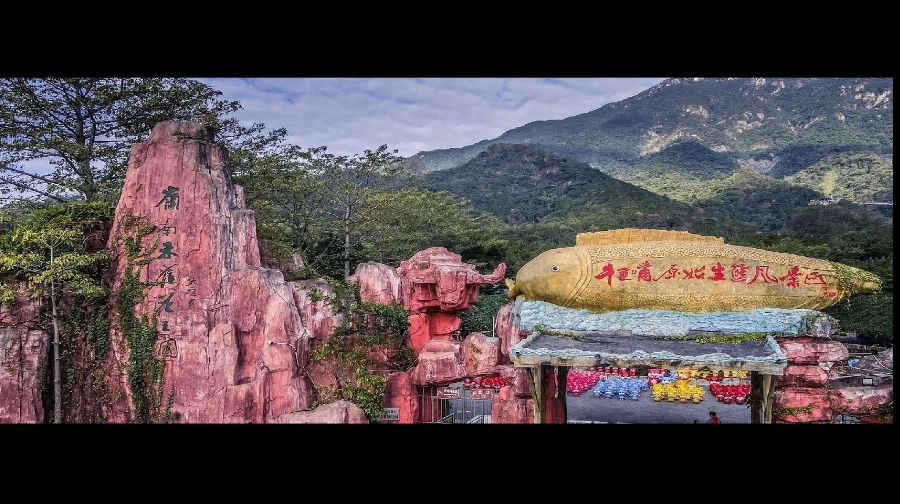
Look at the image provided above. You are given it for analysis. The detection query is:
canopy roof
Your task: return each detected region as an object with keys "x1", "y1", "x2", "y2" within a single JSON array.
[{"x1": 509, "y1": 330, "x2": 788, "y2": 375}]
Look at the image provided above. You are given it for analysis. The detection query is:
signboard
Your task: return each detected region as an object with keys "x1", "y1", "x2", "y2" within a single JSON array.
[
  {"x1": 437, "y1": 388, "x2": 459, "y2": 399},
  {"x1": 470, "y1": 389, "x2": 493, "y2": 400},
  {"x1": 381, "y1": 407, "x2": 400, "y2": 421}
]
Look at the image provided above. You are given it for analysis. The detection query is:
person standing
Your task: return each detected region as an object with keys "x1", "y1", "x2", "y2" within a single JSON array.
[{"x1": 707, "y1": 411, "x2": 721, "y2": 424}]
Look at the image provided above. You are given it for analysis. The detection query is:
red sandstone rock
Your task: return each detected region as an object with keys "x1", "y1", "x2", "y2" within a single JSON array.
[
  {"x1": 494, "y1": 300, "x2": 522, "y2": 362},
  {"x1": 0, "y1": 287, "x2": 40, "y2": 326},
  {"x1": 410, "y1": 339, "x2": 467, "y2": 385},
  {"x1": 492, "y1": 387, "x2": 534, "y2": 424},
  {"x1": 291, "y1": 279, "x2": 340, "y2": 340},
  {"x1": 774, "y1": 387, "x2": 834, "y2": 423},
  {"x1": 382, "y1": 371, "x2": 417, "y2": 424},
  {"x1": 419, "y1": 339, "x2": 459, "y2": 353},
  {"x1": 828, "y1": 381, "x2": 893, "y2": 416},
  {"x1": 776, "y1": 364, "x2": 830, "y2": 387},
  {"x1": 271, "y1": 400, "x2": 368, "y2": 423},
  {"x1": 0, "y1": 289, "x2": 47, "y2": 423},
  {"x1": 348, "y1": 262, "x2": 401, "y2": 305},
  {"x1": 462, "y1": 332, "x2": 502, "y2": 376},
  {"x1": 494, "y1": 364, "x2": 518, "y2": 389},
  {"x1": 397, "y1": 247, "x2": 506, "y2": 313},
  {"x1": 0, "y1": 123, "x2": 522, "y2": 424},
  {"x1": 0, "y1": 328, "x2": 49, "y2": 423},
  {"x1": 407, "y1": 312, "x2": 461, "y2": 352},
  {"x1": 510, "y1": 367, "x2": 534, "y2": 398},
  {"x1": 405, "y1": 313, "x2": 429, "y2": 352},
  {"x1": 776, "y1": 337, "x2": 849, "y2": 364},
  {"x1": 102, "y1": 121, "x2": 313, "y2": 423},
  {"x1": 769, "y1": 335, "x2": 895, "y2": 424}
]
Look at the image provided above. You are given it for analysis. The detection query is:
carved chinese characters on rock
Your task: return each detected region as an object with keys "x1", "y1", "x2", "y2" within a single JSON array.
[{"x1": 150, "y1": 185, "x2": 183, "y2": 360}]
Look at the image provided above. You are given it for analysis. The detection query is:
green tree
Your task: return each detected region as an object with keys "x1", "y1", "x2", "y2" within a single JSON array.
[
  {"x1": 0, "y1": 201, "x2": 112, "y2": 423},
  {"x1": 235, "y1": 149, "x2": 514, "y2": 278},
  {"x1": 0, "y1": 78, "x2": 287, "y2": 205},
  {"x1": 359, "y1": 187, "x2": 510, "y2": 271},
  {"x1": 825, "y1": 293, "x2": 893, "y2": 344},
  {"x1": 232, "y1": 144, "x2": 329, "y2": 278},
  {"x1": 314, "y1": 145, "x2": 408, "y2": 279},
  {"x1": 236, "y1": 145, "x2": 409, "y2": 279}
]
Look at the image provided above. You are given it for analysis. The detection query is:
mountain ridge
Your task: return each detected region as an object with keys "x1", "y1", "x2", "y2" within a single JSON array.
[{"x1": 404, "y1": 77, "x2": 893, "y2": 205}]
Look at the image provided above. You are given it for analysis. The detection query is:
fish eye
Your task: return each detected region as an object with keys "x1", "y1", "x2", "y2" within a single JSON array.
[{"x1": 551, "y1": 265, "x2": 560, "y2": 272}]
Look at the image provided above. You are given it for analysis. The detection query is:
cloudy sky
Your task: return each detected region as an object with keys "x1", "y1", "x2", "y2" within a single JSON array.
[{"x1": 195, "y1": 78, "x2": 668, "y2": 158}]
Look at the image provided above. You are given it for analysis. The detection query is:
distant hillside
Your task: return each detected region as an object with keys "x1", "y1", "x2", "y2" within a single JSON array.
[
  {"x1": 404, "y1": 77, "x2": 893, "y2": 206},
  {"x1": 413, "y1": 142, "x2": 891, "y2": 246},
  {"x1": 416, "y1": 143, "x2": 698, "y2": 227}
]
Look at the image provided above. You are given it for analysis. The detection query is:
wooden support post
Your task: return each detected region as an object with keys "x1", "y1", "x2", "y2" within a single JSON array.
[
  {"x1": 526, "y1": 366, "x2": 543, "y2": 424},
  {"x1": 539, "y1": 364, "x2": 556, "y2": 423},
  {"x1": 557, "y1": 366, "x2": 569, "y2": 424},
  {"x1": 761, "y1": 374, "x2": 775, "y2": 424},
  {"x1": 749, "y1": 371, "x2": 762, "y2": 424}
]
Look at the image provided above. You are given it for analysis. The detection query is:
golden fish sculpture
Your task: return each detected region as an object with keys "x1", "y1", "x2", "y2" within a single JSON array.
[{"x1": 505, "y1": 228, "x2": 881, "y2": 313}]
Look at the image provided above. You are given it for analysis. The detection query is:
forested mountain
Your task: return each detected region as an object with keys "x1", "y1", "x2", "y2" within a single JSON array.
[
  {"x1": 416, "y1": 143, "x2": 697, "y2": 227},
  {"x1": 405, "y1": 78, "x2": 893, "y2": 205},
  {"x1": 414, "y1": 142, "x2": 889, "y2": 243}
]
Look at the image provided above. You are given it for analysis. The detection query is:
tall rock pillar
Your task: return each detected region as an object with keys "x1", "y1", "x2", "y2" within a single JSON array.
[{"x1": 103, "y1": 121, "x2": 312, "y2": 423}]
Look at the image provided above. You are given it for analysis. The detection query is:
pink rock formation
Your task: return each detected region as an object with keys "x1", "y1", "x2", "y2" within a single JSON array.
[
  {"x1": 777, "y1": 337, "x2": 849, "y2": 364},
  {"x1": 508, "y1": 368, "x2": 534, "y2": 398},
  {"x1": 462, "y1": 332, "x2": 502, "y2": 376},
  {"x1": 0, "y1": 328, "x2": 49, "y2": 423},
  {"x1": 0, "y1": 124, "x2": 514, "y2": 424},
  {"x1": 291, "y1": 279, "x2": 340, "y2": 341},
  {"x1": 383, "y1": 372, "x2": 417, "y2": 424},
  {"x1": 777, "y1": 364, "x2": 830, "y2": 387},
  {"x1": 774, "y1": 335, "x2": 892, "y2": 423},
  {"x1": 101, "y1": 121, "x2": 313, "y2": 423},
  {"x1": 773, "y1": 387, "x2": 833, "y2": 423},
  {"x1": 0, "y1": 287, "x2": 41, "y2": 326},
  {"x1": 828, "y1": 382, "x2": 893, "y2": 417},
  {"x1": 397, "y1": 247, "x2": 505, "y2": 352},
  {"x1": 405, "y1": 312, "x2": 461, "y2": 352},
  {"x1": 349, "y1": 262, "x2": 401, "y2": 305},
  {"x1": 494, "y1": 300, "x2": 523, "y2": 362},
  {"x1": 398, "y1": 247, "x2": 506, "y2": 313},
  {"x1": 410, "y1": 339, "x2": 468, "y2": 385},
  {"x1": 827, "y1": 347, "x2": 892, "y2": 422},
  {"x1": 491, "y1": 387, "x2": 534, "y2": 424},
  {"x1": 1, "y1": 287, "x2": 48, "y2": 423},
  {"x1": 271, "y1": 399, "x2": 368, "y2": 424}
]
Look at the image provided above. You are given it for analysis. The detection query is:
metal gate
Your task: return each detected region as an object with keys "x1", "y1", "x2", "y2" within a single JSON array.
[{"x1": 417, "y1": 385, "x2": 495, "y2": 424}]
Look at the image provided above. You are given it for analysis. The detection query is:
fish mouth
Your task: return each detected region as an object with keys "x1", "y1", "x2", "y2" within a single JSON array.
[
  {"x1": 505, "y1": 278, "x2": 519, "y2": 298},
  {"x1": 510, "y1": 247, "x2": 585, "y2": 306}
]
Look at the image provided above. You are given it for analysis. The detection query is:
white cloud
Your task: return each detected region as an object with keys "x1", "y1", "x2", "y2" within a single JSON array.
[{"x1": 196, "y1": 77, "x2": 667, "y2": 157}]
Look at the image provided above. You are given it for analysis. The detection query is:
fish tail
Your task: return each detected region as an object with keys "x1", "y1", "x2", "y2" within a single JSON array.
[{"x1": 859, "y1": 280, "x2": 881, "y2": 294}]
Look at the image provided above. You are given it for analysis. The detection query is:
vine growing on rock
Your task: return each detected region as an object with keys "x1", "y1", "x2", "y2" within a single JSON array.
[
  {"x1": 306, "y1": 279, "x2": 414, "y2": 422},
  {"x1": 114, "y1": 215, "x2": 178, "y2": 423},
  {"x1": 773, "y1": 405, "x2": 814, "y2": 417},
  {"x1": 59, "y1": 296, "x2": 112, "y2": 423}
]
